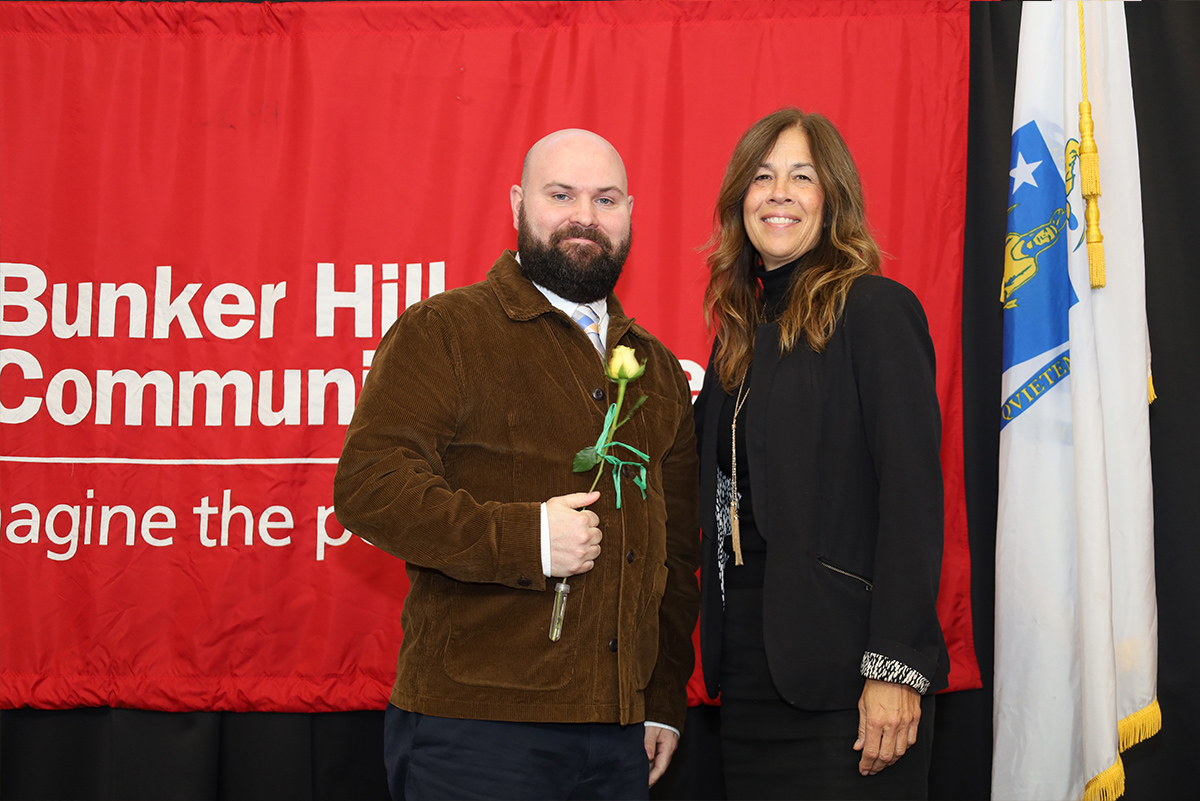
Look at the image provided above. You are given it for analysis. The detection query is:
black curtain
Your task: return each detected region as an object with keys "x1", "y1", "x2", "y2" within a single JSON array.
[
  {"x1": 1117, "y1": 4, "x2": 1200, "y2": 800},
  {"x1": 4, "y1": 3, "x2": 1199, "y2": 799}
]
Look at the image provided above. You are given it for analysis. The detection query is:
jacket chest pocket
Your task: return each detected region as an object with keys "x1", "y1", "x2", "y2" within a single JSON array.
[
  {"x1": 624, "y1": 389, "x2": 681, "y2": 497},
  {"x1": 499, "y1": 388, "x2": 607, "y2": 499}
]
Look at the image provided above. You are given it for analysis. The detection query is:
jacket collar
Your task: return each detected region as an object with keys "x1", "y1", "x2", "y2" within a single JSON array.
[{"x1": 486, "y1": 249, "x2": 647, "y2": 347}]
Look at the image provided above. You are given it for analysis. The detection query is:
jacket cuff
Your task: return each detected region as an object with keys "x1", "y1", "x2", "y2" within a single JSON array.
[
  {"x1": 860, "y1": 651, "x2": 931, "y2": 695},
  {"x1": 497, "y1": 501, "x2": 547, "y2": 590}
]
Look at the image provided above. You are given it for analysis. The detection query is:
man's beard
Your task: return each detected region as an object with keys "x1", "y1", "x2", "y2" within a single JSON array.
[{"x1": 517, "y1": 208, "x2": 631, "y2": 304}]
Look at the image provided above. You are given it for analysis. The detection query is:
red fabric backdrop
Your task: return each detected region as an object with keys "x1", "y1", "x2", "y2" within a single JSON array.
[{"x1": 0, "y1": 0, "x2": 977, "y2": 712}]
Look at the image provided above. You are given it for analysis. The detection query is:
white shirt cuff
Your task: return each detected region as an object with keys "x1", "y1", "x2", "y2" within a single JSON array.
[
  {"x1": 540, "y1": 502, "x2": 552, "y2": 577},
  {"x1": 644, "y1": 721, "x2": 680, "y2": 737}
]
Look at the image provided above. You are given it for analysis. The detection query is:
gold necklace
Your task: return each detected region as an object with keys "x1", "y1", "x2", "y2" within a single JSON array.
[{"x1": 729, "y1": 375, "x2": 750, "y2": 566}]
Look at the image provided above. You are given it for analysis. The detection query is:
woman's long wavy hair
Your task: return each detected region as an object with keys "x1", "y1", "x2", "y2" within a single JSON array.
[{"x1": 703, "y1": 108, "x2": 881, "y2": 392}]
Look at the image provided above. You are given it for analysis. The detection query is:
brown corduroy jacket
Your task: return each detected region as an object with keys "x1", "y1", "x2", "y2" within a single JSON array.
[{"x1": 333, "y1": 251, "x2": 700, "y2": 729}]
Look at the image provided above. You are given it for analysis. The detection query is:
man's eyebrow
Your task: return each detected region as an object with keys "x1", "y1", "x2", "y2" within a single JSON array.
[{"x1": 543, "y1": 182, "x2": 627, "y2": 197}]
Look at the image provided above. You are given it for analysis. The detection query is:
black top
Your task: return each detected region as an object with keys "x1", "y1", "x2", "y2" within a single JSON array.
[{"x1": 716, "y1": 259, "x2": 799, "y2": 585}]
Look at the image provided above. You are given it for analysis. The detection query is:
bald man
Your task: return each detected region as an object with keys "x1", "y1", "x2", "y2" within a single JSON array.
[{"x1": 334, "y1": 130, "x2": 700, "y2": 800}]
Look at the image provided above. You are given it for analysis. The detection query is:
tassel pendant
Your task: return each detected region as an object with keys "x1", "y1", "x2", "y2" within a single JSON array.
[
  {"x1": 730, "y1": 500, "x2": 744, "y2": 566},
  {"x1": 730, "y1": 376, "x2": 749, "y2": 567}
]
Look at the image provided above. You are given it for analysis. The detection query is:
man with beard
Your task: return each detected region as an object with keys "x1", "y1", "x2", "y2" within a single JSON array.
[{"x1": 334, "y1": 129, "x2": 699, "y2": 800}]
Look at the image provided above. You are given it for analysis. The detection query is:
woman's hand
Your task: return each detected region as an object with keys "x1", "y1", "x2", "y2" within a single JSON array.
[{"x1": 853, "y1": 678, "x2": 921, "y2": 775}]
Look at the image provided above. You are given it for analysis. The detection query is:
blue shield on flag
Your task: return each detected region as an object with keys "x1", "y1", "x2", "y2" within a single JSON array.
[
  {"x1": 999, "y1": 120, "x2": 1079, "y2": 429},
  {"x1": 1001, "y1": 120, "x2": 1078, "y2": 373}
]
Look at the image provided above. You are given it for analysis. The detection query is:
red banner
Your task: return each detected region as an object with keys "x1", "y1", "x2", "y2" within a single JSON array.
[{"x1": 0, "y1": 0, "x2": 977, "y2": 712}]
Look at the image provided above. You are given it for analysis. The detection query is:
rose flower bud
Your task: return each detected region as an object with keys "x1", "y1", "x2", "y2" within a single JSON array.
[{"x1": 606, "y1": 345, "x2": 645, "y2": 381}]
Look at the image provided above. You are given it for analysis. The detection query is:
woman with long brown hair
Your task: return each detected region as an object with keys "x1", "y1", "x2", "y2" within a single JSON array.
[{"x1": 695, "y1": 107, "x2": 949, "y2": 799}]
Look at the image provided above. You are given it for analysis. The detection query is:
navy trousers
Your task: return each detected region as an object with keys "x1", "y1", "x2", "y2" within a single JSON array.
[{"x1": 384, "y1": 704, "x2": 649, "y2": 801}]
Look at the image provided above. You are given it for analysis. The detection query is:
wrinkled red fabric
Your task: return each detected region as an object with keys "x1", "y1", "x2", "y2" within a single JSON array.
[{"x1": 0, "y1": 0, "x2": 977, "y2": 712}]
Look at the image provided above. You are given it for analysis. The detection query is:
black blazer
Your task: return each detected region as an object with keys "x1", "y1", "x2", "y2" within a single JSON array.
[{"x1": 696, "y1": 275, "x2": 950, "y2": 710}]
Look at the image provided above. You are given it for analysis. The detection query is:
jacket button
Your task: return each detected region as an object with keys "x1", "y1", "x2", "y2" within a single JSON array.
[
  {"x1": 609, "y1": 638, "x2": 619, "y2": 652},
  {"x1": 626, "y1": 550, "x2": 635, "y2": 563},
  {"x1": 517, "y1": 577, "x2": 531, "y2": 587},
  {"x1": 592, "y1": 388, "x2": 605, "y2": 401}
]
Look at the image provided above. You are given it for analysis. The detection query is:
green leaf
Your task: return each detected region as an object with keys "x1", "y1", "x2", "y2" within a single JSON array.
[
  {"x1": 615, "y1": 393, "x2": 648, "y2": 429},
  {"x1": 572, "y1": 446, "x2": 599, "y2": 472}
]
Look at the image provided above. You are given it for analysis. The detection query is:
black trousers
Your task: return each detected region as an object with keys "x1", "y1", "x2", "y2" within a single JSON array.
[
  {"x1": 719, "y1": 585, "x2": 936, "y2": 800},
  {"x1": 384, "y1": 704, "x2": 649, "y2": 801}
]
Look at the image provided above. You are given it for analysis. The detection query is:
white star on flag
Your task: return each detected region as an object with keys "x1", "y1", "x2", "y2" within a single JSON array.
[{"x1": 1009, "y1": 151, "x2": 1042, "y2": 193}]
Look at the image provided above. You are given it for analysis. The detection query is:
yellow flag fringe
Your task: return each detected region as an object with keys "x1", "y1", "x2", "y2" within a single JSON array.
[
  {"x1": 1083, "y1": 757, "x2": 1125, "y2": 801},
  {"x1": 1080, "y1": 699, "x2": 1160, "y2": 801},
  {"x1": 1119, "y1": 697, "x2": 1162, "y2": 751}
]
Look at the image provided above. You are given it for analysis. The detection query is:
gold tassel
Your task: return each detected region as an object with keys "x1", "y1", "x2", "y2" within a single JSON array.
[
  {"x1": 730, "y1": 376, "x2": 749, "y2": 566},
  {"x1": 1078, "y1": 3, "x2": 1106, "y2": 288},
  {"x1": 1148, "y1": 375, "x2": 1157, "y2": 404},
  {"x1": 730, "y1": 504, "x2": 743, "y2": 566},
  {"x1": 1083, "y1": 757, "x2": 1125, "y2": 801},
  {"x1": 1079, "y1": 102, "x2": 1102, "y2": 198},
  {"x1": 1119, "y1": 698, "x2": 1162, "y2": 752}
]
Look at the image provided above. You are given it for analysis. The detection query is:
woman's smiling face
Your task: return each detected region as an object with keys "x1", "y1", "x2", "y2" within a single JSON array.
[{"x1": 742, "y1": 126, "x2": 825, "y2": 271}]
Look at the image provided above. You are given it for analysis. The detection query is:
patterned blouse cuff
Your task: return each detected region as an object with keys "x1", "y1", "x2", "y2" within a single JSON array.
[{"x1": 860, "y1": 651, "x2": 930, "y2": 695}]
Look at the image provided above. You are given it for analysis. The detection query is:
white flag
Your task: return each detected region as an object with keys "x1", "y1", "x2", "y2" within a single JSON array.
[{"x1": 993, "y1": 3, "x2": 1158, "y2": 800}]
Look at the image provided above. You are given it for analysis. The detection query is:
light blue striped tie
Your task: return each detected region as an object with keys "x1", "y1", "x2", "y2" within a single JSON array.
[{"x1": 571, "y1": 305, "x2": 605, "y2": 354}]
